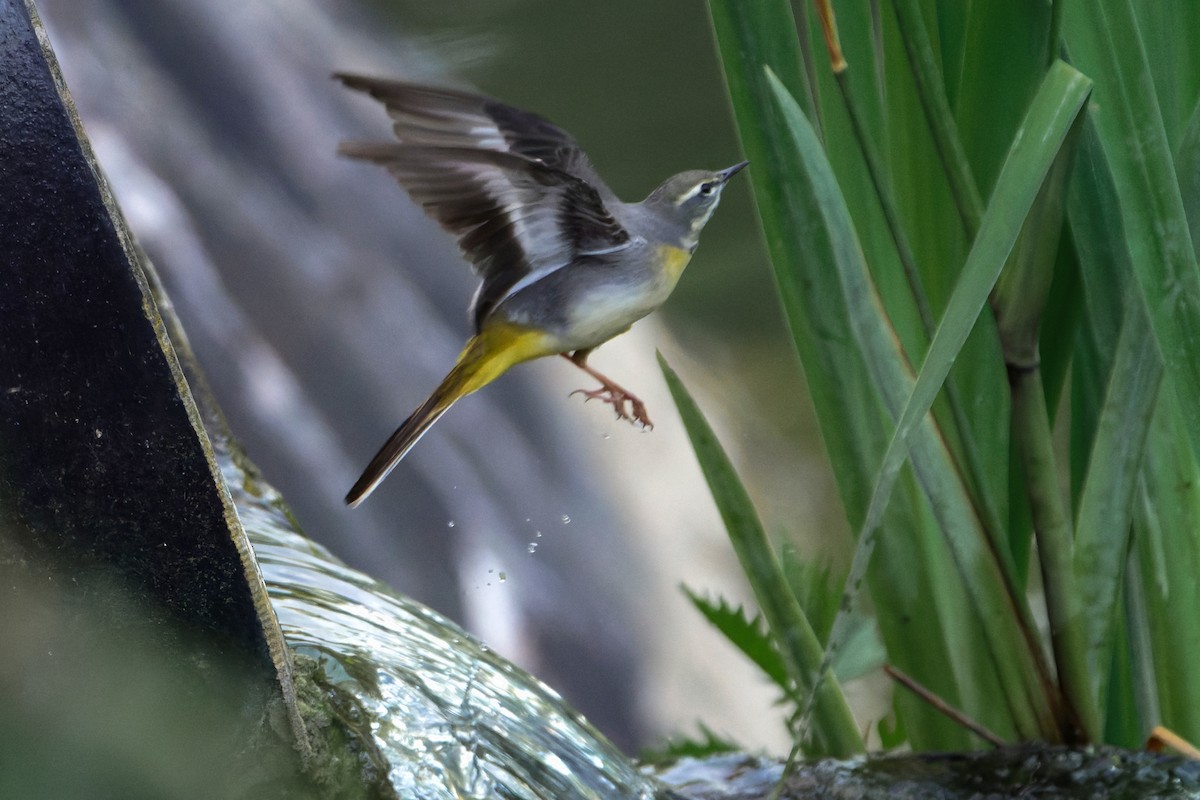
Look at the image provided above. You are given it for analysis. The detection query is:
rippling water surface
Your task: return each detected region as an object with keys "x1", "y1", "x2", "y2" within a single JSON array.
[{"x1": 236, "y1": 475, "x2": 665, "y2": 800}]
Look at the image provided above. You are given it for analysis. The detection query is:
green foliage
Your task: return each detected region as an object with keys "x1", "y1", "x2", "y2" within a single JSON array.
[
  {"x1": 779, "y1": 551, "x2": 838, "y2": 643},
  {"x1": 778, "y1": 551, "x2": 884, "y2": 684},
  {"x1": 682, "y1": 587, "x2": 791, "y2": 695},
  {"x1": 877, "y1": 711, "x2": 906, "y2": 752},
  {"x1": 681, "y1": 563, "x2": 885, "y2": 712},
  {"x1": 671, "y1": 0, "x2": 1200, "y2": 756},
  {"x1": 640, "y1": 724, "x2": 739, "y2": 765},
  {"x1": 660, "y1": 354, "x2": 863, "y2": 756}
]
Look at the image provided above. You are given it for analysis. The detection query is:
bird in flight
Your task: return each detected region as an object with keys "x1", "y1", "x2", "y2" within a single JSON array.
[{"x1": 337, "y1": 74, "x2": 747, "y2": 506}]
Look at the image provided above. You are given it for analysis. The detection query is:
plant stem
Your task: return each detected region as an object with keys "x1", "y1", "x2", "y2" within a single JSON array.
[{"x1": 1008, "y1": 364, "x2": 1098, "y2": 741}]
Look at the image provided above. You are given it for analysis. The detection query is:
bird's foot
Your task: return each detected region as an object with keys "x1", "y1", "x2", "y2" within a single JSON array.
[{"x1": 570, "y1": 383, "x2": 653, "y2": 429}]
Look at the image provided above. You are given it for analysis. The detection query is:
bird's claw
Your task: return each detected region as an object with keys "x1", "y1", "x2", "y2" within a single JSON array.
[{"x1": 570, "y1": 385, "x2": 654, "y2": 429}]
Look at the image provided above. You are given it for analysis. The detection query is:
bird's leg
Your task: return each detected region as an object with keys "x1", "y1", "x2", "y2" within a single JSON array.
[{"x1": 561, "y1": 350, "x2": 653, "y2": 429}]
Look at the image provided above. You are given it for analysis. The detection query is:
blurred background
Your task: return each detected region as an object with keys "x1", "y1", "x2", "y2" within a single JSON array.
[{"x1": 35, "y1": 0, "x2": 849, "y2": 753}]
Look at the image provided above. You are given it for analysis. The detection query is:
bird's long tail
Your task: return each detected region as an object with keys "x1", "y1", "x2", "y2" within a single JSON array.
[{"x1": 345, "y1": 324, "x2": 554, "y2": 507}]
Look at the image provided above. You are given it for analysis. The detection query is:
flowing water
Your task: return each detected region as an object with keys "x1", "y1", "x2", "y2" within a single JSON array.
[{"x1": 230, "y1": 451, "x2": 666, "y2": 799}]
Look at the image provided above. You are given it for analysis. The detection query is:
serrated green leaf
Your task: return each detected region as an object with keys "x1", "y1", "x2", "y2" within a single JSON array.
[
  {"x1": 640, "y1": 724, "x2": 740, "y2": 765},
  {"x1": 682, "y1": 586, "x2": 790, "y2": 694}
]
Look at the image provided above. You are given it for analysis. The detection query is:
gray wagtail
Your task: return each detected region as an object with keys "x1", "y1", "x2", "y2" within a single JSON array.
[{"x1": 337, "y1": 74, "x2": 747, "y2": 506}]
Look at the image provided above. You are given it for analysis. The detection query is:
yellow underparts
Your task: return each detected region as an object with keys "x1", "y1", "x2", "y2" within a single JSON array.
[
  {"x1": 449, "y1": 322, "x2": 560, "y2": 399},
  {"x1": 656, "y1": 244, "x2": 695, "y2": 284}
]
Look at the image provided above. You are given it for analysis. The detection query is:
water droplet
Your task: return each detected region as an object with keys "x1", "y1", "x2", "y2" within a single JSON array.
[
  {"x1": 447, "y1": 520, "x2": 456, "y2": 528},
  {"x1": 560, "y1": 514, "x2": 571, "y2": 525},
  {"x1": 601, "y1": 432, "x2": 611, "y2": 440},
  {"x1": 527, "y1": 542, "x2": 539, "y2": 554},
  {"x1": 535, "y1": 530, "x2": 542, "y2": 538},
  {"x1": 498, "y1": 572, "x2": 506, "y2": 582}
]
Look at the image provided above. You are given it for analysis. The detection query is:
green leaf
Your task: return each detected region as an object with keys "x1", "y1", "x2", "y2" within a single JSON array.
[
  {"x1": 779, "y1": 551, "x2": 885, "y2": 683},
  {"x1": 1064, "y1": 1, "x2": 1200, "y2": 742},
  {"x1": 1073, "y1": 304, "x2": 1161, "y2": 721},
  {"x1": 1131, "y1": 3, "x2": 1200, "y2": 150},
  {"x1": 991, "y1": 99, "x2": 1098, "y2": 739},
  {"x1": 833, "y1": 615, "x2": 886, "y2": 685},
  {"x1": 1038, "y1": 234, "x2": 1084, "y2": 421},
  {"x1": 640, "y1": 724, "x2": 739, "y2": 764},
  {"x1": 889, "y1": 0, "x2": 984, "y2": 237},
  {"x1": 1175, "y1": 94, "x2": 1200, "y2": 262},
  {"x1": 1132, "y1": 393, "x2": 1200, "y2": 742},
  {"x1": 779, "y1": 549, "x2": 838, "y2": 642},
  {"x1": 878, "y1": 709, "x2": 908, "y2": 751},
  {"x1": 992, "y1": 119, "x2": 1078, "y2": 370},
  {"x1": 659, "y1": 353, "x2": 863, "y2": 756},
  {"x1": 885, "y1": 0, "x2": 1016, "y2": 581},
  {"x1": 1064, "y1": 1, "x2": 1200, "y2": 468},
  {"x1": 682, "y1": 586, "x2": 790, "y2": 694},
  {"x1": 1068, "y1": 116, "x2": 1137, "y2": 502},
  {"x1": 770, "y1": 59, "x2": 1092, "y2": 741},
  {"x1": 707, "y1": 0, "x2": 981, "y2": 747},
  {"x1": 707, "y1": 0, "x2": 879, "y2": 528},
  {"x1": 952, "y1": 1, "x2": 1056, "y2": 199}
]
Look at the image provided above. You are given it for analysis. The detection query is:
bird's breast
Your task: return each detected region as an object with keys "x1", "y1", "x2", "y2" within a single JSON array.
[
  {"x1": 655, "y1": 244, "x2": 694, "y2": 285},
  {"x1": 489, "y1": 242, "x2": 696, "y2": 352},
  {"x1": 553, "y1": 246, "x2": 691, "y2": 347}
]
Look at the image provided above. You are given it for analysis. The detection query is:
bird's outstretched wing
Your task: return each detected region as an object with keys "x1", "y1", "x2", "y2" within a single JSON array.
[
  {"x1": 336, "y1": 74, "x2": 631, "y2": 328},
  {"x1": 337, "y1": 74, "x2": 613, "y2": 198}
]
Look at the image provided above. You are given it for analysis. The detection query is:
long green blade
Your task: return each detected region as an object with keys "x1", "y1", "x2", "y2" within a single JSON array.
[
  {"x1": 708, "y1": 0, "x2": 988, "y2": 747},
  {"x1": 1074, "y1": 304, "x2": 1161, "y2": 718},
  {"x1": 660, "y1": 355, "x2": 863, "y2": 757},
  {"x1": 1064, "y1": 1, "x2": 1200, "y2": 466},
  {"x1": 787, "y1": 60, "x2": 1092, "y2": 740},
  {"x1": 1133, "y1": 394, "x2": 1200, "y2": 741}
]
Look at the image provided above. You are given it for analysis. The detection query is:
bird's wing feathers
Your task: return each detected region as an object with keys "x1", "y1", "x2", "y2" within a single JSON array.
[
  {"x1": 337, "y1": 74, "x2": 630, "y2": 327},
  {"x1": 336, "y1": 74, "x2": 611, "y2": 196},
  {"x1": 338, "y1": 142, "x2": 630, "y2": 326}
]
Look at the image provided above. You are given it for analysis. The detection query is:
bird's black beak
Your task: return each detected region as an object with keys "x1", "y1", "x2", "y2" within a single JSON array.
[{"x1": 719, "y1": 160, "x2": 750, "y2": 183}]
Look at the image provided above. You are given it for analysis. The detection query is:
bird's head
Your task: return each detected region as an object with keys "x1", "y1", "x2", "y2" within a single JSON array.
[{"x1": 645, "y1": 160, "x2": 748, "y2": 249}]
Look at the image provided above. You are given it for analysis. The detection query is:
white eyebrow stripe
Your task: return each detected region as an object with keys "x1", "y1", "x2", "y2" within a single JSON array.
[{"x1": 675, "y1": 182, "x2": 703, "y2": 205}]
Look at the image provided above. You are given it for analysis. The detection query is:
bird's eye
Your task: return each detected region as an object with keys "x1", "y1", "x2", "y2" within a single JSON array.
[{"x1": 698, "y1": 182, "x2": 715, "y2": 197}]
